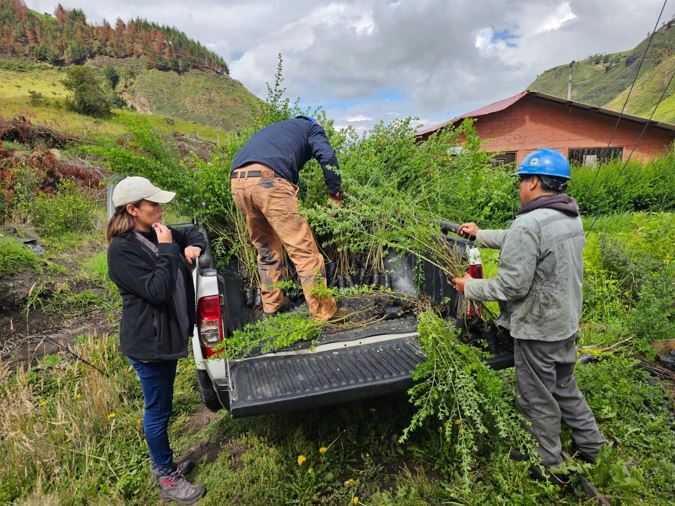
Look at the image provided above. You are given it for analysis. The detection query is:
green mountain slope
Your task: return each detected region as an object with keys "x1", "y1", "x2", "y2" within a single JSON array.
[
  {"x1": 529, "y1": 20, "x2": 675, "y2": 123},
  {"x1": 604, "y1": 56, "x2": 675, "y2": 121},
  {"x1": 0, "y1": 58, "x2": 234, "y2": 141},
  {"x1": 124, "y1": 67, "x2": 262, "y2": 131},
  {"x1": 0, "y1": 1, "x2": 263, "y2": 131}
]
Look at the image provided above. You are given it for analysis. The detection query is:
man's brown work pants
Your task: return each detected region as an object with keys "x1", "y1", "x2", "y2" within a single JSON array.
[{"x1": 231, "y1": 167, "x2": 336, "y2": 320}]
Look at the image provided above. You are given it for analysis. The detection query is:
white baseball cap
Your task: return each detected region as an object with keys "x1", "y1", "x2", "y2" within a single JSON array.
[{"x1": 112, "y1": 176, "x2": 176, "y2": 207}]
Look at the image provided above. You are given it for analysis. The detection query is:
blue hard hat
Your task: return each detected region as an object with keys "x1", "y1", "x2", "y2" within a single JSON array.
[{"x1": 516, "y1": 149, "x2": 571, "y2": 180}]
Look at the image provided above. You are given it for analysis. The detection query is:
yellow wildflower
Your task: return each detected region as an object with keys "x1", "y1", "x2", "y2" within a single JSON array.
[
  {"x1": 107, "y1": 412, "x2": 117, "y2": 420},
  {"x1": 319, "y1": 446, "x2": 328, "y2": 455},
  {"x1": 344, "y1": 478, "x2": 356, "y2": 487},
  {"x1": 307, "y1": 467, "x2": 314, "y2": 474},
  {"x1": 297, "y1": 454, "x2": 306, "y2": 465},
  {"x1": 353, "y1": 496, "x2": 360, "y2": 505},
  {"x1": 39, "y1": 399, "x2": 46, "y2": 407},
  {"x1": 454, "y1": 418, "x2": 462, "y2": 425},
  {"x1": 459, "y1": 428, "x2": 465, "y2": 435}
]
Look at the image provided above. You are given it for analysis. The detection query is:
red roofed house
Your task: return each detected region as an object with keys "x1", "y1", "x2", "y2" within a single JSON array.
[{"x1": 415, "y1": 90, "x2": 675, "y2": 166}]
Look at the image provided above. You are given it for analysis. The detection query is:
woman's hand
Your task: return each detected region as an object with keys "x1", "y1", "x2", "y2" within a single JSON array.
[
  {"x1": 184, "y1": 246, "x2": 202, "y2": 264},
  {"x1": 152, "y1": 223, "x2": 173, "y2": 243}
]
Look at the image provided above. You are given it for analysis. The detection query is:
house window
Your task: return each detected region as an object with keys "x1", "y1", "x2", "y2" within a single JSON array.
[
  {"x1": 568, "y1": 147, "x2": 623, "y2": 166},
  {"x1": 491, "y1": 151, "x2": 517, "y2": 167}
]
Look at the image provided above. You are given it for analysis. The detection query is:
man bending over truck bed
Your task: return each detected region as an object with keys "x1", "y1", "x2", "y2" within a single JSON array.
[{"x1": 230, "y1": 115, "x2": 342, "y2": 321}]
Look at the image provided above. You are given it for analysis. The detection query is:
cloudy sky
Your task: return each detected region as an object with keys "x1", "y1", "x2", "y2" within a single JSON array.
[{"x1": 35, "y1": 0, "x2": 674, "y2": 131}]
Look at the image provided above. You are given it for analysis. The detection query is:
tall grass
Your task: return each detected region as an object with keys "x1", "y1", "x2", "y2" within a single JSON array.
[{"x1": 0, "y1": 335, "x2": 153, "y2": 503}]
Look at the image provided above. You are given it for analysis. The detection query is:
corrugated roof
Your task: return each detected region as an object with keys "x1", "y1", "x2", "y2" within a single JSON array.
[{"x1": 414, "y1": 90, "x2": 675, "y2": 137}]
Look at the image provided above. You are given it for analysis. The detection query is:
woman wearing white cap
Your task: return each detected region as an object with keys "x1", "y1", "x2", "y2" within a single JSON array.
[{"x1": 106, "y1": 176, "x2": 206, "y2": 504}]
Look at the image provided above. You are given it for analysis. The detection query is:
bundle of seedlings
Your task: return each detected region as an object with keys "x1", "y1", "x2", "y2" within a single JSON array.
[{"x1": 400, "y1": 311, "x2": 538, "y2": 486}]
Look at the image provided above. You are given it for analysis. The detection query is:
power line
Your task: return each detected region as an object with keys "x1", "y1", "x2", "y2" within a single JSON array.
[
  {"x1": 585, "y1": 68, "x2": 674, "y2": 235},
  {"x1": 583, "y1": 0, "x2": 670, "y2": 220}
]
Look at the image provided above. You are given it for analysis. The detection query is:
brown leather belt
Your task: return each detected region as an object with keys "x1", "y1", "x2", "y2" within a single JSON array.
[{"x1": 231, "y1": 167, "x2": 280, "y2": 179}]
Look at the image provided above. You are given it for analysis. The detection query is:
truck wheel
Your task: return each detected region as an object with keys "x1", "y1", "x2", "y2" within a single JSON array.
[{"x1": 196, "y1": 369, "x2": 222, "y2": 412}]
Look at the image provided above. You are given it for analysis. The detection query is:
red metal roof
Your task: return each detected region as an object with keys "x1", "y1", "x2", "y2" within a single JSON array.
[{"x1": 414, "y1": 90, "x2": 675, "y2": 137}]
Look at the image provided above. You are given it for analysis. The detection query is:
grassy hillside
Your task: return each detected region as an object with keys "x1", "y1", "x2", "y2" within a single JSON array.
[
  {"x1": 125, "y1": 68, "x2": 263, "y2": 131},
  {"x1": 604, "y1": 55, "x2": 675, "y2": 121},
  {"x1": 0, "y1": 57, "x2": 260, "y2": 140},
  {"x1": 529, "y1": 21, "x2": 675, "y2": 123}
]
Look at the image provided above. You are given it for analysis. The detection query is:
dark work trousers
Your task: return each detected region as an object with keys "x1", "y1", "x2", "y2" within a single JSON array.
[
  {"x1": 128, "y1": 357, "x2": 178, "y2": 475},
  {"x1": 514, "y1": 335, "x2": 606, "y2": 466}
]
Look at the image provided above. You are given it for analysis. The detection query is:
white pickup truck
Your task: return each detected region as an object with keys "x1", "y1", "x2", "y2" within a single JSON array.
[{"x1": 189, "y1": 221, "x2": 515, "y2": 418}]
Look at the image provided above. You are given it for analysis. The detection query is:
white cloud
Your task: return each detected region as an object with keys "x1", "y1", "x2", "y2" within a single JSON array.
[{"x1": 346, "y1": 115, "x2": 373, "y2": 122}]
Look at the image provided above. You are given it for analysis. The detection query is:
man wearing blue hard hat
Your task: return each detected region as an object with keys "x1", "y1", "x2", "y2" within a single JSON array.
[
  {"x1": 230, "y1": 115, "x2": 342, "y2": 321},
  {"x1": 452, "y1": 148, "x2": 605, "y2": 481}
]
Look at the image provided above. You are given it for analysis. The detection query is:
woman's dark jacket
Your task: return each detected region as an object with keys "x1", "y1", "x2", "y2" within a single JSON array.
[{"x1": 107, "y1": 226, "x2": 206, "y2": 361}]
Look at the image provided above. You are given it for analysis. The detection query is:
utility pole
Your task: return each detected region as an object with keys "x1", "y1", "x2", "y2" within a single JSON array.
[{"x1": 567, "y1": 62, "x2": 574, "y2": 101}]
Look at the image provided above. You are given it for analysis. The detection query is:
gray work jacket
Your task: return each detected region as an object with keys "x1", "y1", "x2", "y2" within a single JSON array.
[{"x1": 464, "y1": 208, "x2": 585, "y2": 341}]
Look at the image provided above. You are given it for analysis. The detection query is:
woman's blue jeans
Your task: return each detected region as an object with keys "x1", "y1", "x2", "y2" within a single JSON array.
[{"x1": 128, "y1": 357, "x2": 177, "y2": 475}]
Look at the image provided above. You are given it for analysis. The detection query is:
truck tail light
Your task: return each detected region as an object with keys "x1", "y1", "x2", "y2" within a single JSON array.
[
  {"x1": 197, "y1": 295, "x2": 223, "y2": 357},
  {"x1": 467, "y1": 246, "x2": 483, "y2": 316}
]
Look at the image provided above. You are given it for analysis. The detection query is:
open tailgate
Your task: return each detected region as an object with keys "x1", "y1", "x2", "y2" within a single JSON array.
[{"x1": 227, "y1": 318, "x2": 423, "y2": 417}]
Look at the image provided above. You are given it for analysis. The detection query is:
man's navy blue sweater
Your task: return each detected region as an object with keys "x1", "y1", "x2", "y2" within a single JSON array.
[{"x1": 230, "y1": 117, "x2": 341, "y2": 195}]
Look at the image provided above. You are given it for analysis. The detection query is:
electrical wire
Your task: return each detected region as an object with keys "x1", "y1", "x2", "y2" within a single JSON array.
[
  {"x1": 583, "y1": 0, "x2": 670, "y2": 209},
  {"x1": 585, "y1": 67, "x2": 675, "y2": 234}
]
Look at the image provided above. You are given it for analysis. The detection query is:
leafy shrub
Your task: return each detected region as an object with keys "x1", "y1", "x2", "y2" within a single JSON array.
[
  {"x1": 581, "y1": 212, "x2": 674, "y2": 351},
  {"x1": 628, "y1": 269, "x2": 674, "y2": 353},
  {"x1": 569, "y1": 149, "x2": 675, "y2": 215},
  {"x1": 28, "y1": 90, "x2": 45, "y2": 106},
  {"x1": 0, "y1": 161, "x2": 40, "y2": 224},
  {"x1": 26, "y1": 180, "x2": 97, "y2": 236},
  {"x1": 0, "y1": 236, "x2": 38, "y2": 277},
  {"x1": 62, "y1": 66, "x2": 112, "y2": 118}
]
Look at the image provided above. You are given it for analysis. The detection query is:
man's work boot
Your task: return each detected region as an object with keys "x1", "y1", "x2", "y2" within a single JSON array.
[
  {"x1": 262, "y1": 298, "x2": 291, "y2": 320},
  {"x1": 152, "y1": 459, "x2": 195, "y2": 483},
  {"x1": 158, "y1": 469, "x2": 205, "y2": 504}
]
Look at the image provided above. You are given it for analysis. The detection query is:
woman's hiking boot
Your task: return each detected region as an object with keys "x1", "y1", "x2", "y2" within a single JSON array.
[
  {"x1": 158, "y1": 468, "x2": 205, "y2": 504},
  {"x1": 152, "y1": 459, "x2": 195, "y2": 483}
]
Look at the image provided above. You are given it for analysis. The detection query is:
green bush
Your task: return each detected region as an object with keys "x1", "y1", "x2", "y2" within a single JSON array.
[
  {"x1": 26, "y1": 180, "x2": 97, "y2": 236},
  {"x1": 628, "y1": 269, "x2": 674, "y2": 353},
  {"x1": 0, "y1": 162, "x2": 40, "y2": 224},
  {"x1": 62, "y1": 66, "x2": 112, "y2": 118},
  {"x1": 569, "y1": 149, "x2": 675, "y2": 215},
  {"x1": 581, "y1": 212, "x2": 674, "y2": 351},
  {"x1": 0, "y1": 236, "x2": 38, "y2": 277}
]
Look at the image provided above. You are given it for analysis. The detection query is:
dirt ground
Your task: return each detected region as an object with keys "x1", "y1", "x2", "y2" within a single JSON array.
[{"x1": 0, "y1": 237, "x2": 116, "y2": 369}]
